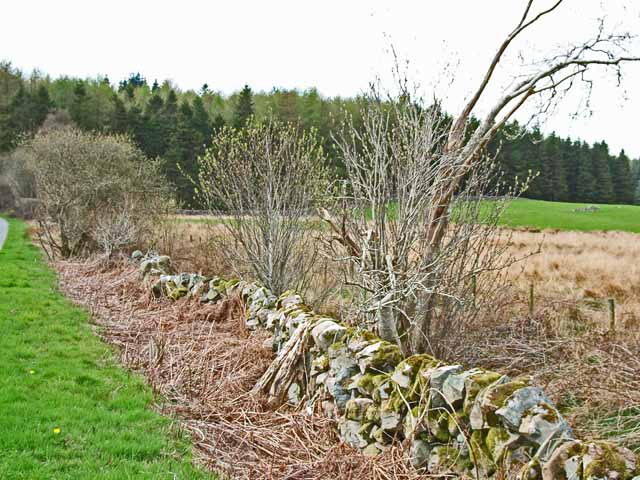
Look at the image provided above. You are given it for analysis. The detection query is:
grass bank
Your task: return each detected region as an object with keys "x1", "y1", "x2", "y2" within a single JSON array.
[{"x1": 0, "y1": 217, "x2": 212, "y2": 479}]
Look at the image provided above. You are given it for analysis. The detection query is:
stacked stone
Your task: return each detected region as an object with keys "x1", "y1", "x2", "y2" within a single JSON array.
[{"x1": 134, "y1": 251, "x2": 640, "y2": 480}]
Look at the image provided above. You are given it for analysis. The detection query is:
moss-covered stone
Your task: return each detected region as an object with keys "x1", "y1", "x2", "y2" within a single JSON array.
[
  {"x1": 470, "y1": 379, "x2": 530, "y2": 429},
  {"x1": 372, "y1": 425, "x2": 396, "y2": 445},
  {"x1": 485, "y1": 426, "x2": 513, "y2": 463},
  {"x1": 311, "y1": 319, "x2": 347, "y2": 351},
  {"x1": 364, "y1": 404, "x2": 381, "y2": 424},
  {"x1": 346, "y1": 328, "x2": 379, "y2": 353},
  {"x1": 169, "y1": 286, "x2": 188, "y2": 300},
  {"x1": 469, "y1": 430, "x2": 497, "y2": 477},
  {"x1": 355, "y1": 372, "x2": 380, "y2": 395},
  {"x1": 391, "y1": 354, "x2": 439, "y2": 401},
  {"x1": 462, "y1": 370, "x2": 504, "y2": 415},
  {"x1": 426, "y1": 409, "x2": 450, "y2": 443},
  {"x1": 311, "y1": 354, "x2": 329, "y2": 374},
  {"x1": 541, "y1": 440, "x2": 583, "y2": 480},
  {"x1": 582, "y1": 441, "x2": 636, "y2": 479},
  {"x1": 372, "y1": 378, "x2": 393, "y2": 403},
  {"x1": 380, "y1": 394, "x2": 404, "y2": 432},
  {"x1": 345, "y1": 398, "x2": 374, "y2": 421},
  {"x1": 447, "y1": 410, "x2": 461, "y2": 437},
  {"x1": 356, "y1": 341, "x2": 403, "y2": 373},
  {"x1": 427, "y1": 445, "x2": 473, "y2": 474}
]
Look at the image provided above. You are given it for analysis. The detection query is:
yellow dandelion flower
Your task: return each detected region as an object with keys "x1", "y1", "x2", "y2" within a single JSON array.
[{"x1": 53, "y1": 427, "x2": 61, "y2": 434}]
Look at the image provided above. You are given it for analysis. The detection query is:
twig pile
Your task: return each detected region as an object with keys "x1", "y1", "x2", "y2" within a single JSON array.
[{"x1": 55, "y1": 257, "x2": 429, "y2": 479}]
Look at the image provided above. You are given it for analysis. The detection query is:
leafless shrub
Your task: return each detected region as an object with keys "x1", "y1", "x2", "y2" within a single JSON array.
[
  {"x1": 95, "y1": 206, "x2": 139, "y2": 258},
  {"x1": 196, "y1": 120, "x2": 329, "y2": 295},
  {"x1": 322, "y1": 86, "x2": 532, "y2": 356},
  {"x1": 24, "y1": 127, "x2": 172, "y2": 258}
]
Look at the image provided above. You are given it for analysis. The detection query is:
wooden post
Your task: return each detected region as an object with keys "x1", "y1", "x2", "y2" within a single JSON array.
[
  {"x1": 528, "y1": 283, "x2": 534, "y2": 319},
  {"x1": 471, "y1": 274, "x2": 477, "y2": 307},
  {"x1": 608, "y1": 298, "x2": 616, "y2": 333}
]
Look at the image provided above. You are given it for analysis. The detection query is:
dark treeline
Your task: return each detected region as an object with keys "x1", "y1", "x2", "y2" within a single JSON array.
[{"x1": 2, "y1": 61, "x2": 639, "y2": 207}]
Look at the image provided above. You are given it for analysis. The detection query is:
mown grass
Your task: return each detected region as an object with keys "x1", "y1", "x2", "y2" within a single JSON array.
[
  {"x1": 500, "y1": 198, "x2": 640, "y2": 233},
  {"x1": 0, "y1": 217, "x2": 213, "y2": 480}
]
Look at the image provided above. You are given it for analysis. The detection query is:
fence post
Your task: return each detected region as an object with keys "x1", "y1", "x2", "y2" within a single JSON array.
[
  {"x1": 608, "y1": 298, "x2": 616, "y2": 333},
  {"x1": 471, "y1": 274, "x2": 477, "y2": 308},
  {"x1": 528, "y1": 283, "x2": 534, "y2": 319}
]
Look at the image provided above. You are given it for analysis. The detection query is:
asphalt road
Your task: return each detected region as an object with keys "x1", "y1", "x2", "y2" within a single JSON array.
[{"x1": 0, "y1": 218, "x2": 7, "y2": 250}]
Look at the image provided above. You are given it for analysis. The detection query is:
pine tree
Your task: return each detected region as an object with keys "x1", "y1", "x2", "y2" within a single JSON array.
[
  {"x1": 631, "y1": 159, "x2": 640, "y2": 204},
  {"x1": 8, "y1": 86, "x2": 29, "y2": 135},
  {"x1": 591, "y1": 141, "x2": 614, "y2": 203},
  {"x1": 110, "y1": 95, "x2": 129, "y2": 134},
  {"x1": 233, "y1": 84, "x2": 254, "y2": 128},
  {"x1": 160, "y1": 90, "x2": 178, "y2": 155},
  {"x1": 612, "y1": 149, "x2": 634, "y2": 204},
  {"x1": 70, "y1": 81, "x2": 95, "y2": 130},
  {"x1": 142, "y1": 93, "x2": 165, "y2": 158},
  {"x1": 32, "y1": 85, "x2": 52, "y2": 127},
  {"x1": 127, "y1": 105, "x2": 145, "y2": 147},
  {"x1": 165, "y1": 101, "x2": 198, "y2": 205},
  {"x1": 563, "y1": 139, "x2": 580, "y2": 201},
  {"x1": 576, "y1": 142, "x2": 596, "y2": 202},
  {"x1": 191, "y1": 96, "x2": 212, "y2": 150},
  {"x1": 543, "y1": 132, "x2": 568, "y2": 201}
]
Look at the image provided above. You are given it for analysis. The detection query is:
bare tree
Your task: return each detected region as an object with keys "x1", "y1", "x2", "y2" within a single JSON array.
[
  {"x1": 26, "y1": 127, "x2": 170, "y2": 259},
  {"x1": 196, "y1": 120, "x2": 328, "y2": 295},
  {"x1": 322, "y1": 90, "x2": 531, "y2": 355},
  {"x1": 322, "y1": 1, "x2": 639, "y2": 355}
]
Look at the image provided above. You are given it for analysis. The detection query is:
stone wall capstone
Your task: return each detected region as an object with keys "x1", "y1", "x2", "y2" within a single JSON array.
[{"x1": 133, "y1": 250, "x2": 640, "y2": 480}]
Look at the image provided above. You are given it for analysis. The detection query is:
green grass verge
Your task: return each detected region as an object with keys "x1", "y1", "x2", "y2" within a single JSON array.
[
  {"x1": 500, "y1": 198, "x2": 640, "y2": 233},
  {"x1": 0, "y1": 217, "x2": 213, "y2": 480}
]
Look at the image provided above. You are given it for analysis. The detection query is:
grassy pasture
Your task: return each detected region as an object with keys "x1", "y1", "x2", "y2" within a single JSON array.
[
  {"x1": 500, "y1": 198, "x2": 640, "y2": 233},
  {"x1": 177, "y1": 198, "x2": 640, "y2": 234},
  {"x1": 0, "y1": 217, "x2": 211, "y2": 480}
]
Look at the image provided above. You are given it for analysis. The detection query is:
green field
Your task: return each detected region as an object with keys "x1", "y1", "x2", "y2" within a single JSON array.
[
  {"x1": 181, "y1": 198, "x2": 640, "y2": 234},
  {"x1": 0, "y1": 217, "x2": 212, "y2": 479},
  {"x1": 500, "y1": 198, "x2": 640, "y2": 233}
]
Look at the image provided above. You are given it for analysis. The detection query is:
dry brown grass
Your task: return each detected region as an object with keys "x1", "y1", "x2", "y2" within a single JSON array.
[
  {"x1": 505, "y1": 229, "x2": 640, "y2": 333},
  {"x1": 54, "y1": 257, "x2": 430, "y2": 479},
  {"x1": 451, "y1": 228, "x2": 640, "y2": 451}
]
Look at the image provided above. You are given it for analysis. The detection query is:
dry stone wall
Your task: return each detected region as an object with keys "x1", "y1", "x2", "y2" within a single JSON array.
[{"x1": 135, "y1": 251, "x2": 640, "y2": 480}]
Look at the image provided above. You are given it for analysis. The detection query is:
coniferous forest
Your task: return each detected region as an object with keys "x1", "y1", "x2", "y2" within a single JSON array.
[{"x1": 1, "y1": 62, "x2": 638, "y2": 207}]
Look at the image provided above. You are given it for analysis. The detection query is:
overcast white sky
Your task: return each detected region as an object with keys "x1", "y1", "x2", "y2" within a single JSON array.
[{"x1": 3, "y1": 1, "x2": 640, "y2": 157}]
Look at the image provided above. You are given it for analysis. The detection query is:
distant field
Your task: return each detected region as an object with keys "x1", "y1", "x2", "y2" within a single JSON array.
[
  {"x1": 500, "y1": 198, "x2": 640, "y2": 233},
  {"x1": 173, "y1": 198, "x2": 640, "y2": 234}
]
